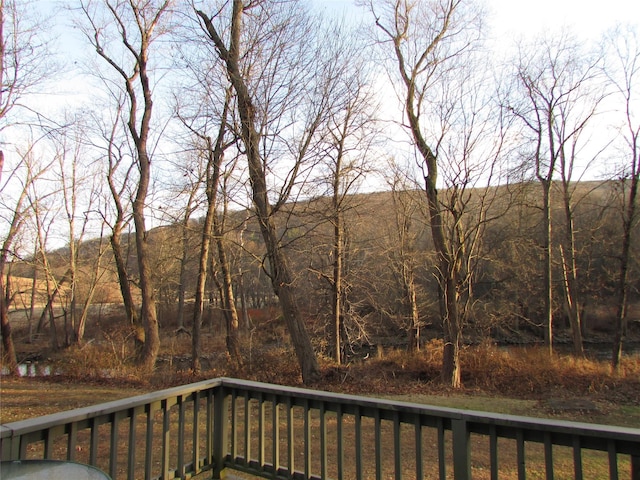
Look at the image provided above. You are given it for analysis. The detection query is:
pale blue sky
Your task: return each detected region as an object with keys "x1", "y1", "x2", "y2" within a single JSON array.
[{"x1": 311, "y1": 0, "x2": 639, "y2": 40}]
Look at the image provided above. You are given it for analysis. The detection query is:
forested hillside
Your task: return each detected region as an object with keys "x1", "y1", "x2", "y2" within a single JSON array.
[{"x1": 6, "y1": 181, "x2": 640, "y2": 359}]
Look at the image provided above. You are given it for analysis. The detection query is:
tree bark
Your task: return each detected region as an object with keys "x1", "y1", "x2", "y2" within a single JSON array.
[
  {"x1": 215, "y1": 220, "x2": 243, "y2": 367},
  {"x1": 612, "y1": 172, "x2": 638, "y2": 369},
  {"x1": 110, "y1": 231, "x2": 138, "y2": 325},
  {"x1": 332, "y1": 206, "x2": 344, "y2": 363},
  {"x1": 1, "y1": 274, "x2": 19, "y2": 375},
  {"x1": 404, "y1": 265, "x2": 420, "y2": 353},
  {"x1": 133, "y1": 149, "x2": 160, "y2": 372},
  {"x1": 191, "y1": 203, "x2": 214, "y2": 373},
  {"x1": 541, "y1": 182, "x2": 554, "y2": 355},
  {"x1": 197, "y1": 3, "x2": 320, "y2": 383}
]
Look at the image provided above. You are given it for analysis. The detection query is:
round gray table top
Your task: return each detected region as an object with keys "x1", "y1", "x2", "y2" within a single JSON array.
[{"x1": 1, "y1": 460, "x2": 111, "y2": 479}]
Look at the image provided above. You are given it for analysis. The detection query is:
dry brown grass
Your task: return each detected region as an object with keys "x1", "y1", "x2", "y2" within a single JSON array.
[{"x1": 8, "y1": 330, "x2": 638, "y2": 405}]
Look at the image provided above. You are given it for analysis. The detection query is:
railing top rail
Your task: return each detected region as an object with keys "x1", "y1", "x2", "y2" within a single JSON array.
[{"x1": 0, "y1": 377, "x2": 222, "y2": 438}]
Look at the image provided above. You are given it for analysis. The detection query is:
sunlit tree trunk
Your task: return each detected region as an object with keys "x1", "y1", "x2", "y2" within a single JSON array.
[
  {"x1": 541, "y1": 182, "x2": 554, "y2": 354},
  {"x1": 191, "y1": 105, "x2": 230, "y2": 372},
  {"x1": 197, "y1": 2, "x2": 321, "y2": 383},
  {"x1": 80, "y1": 0, "x2": 171, "y2": 371}
]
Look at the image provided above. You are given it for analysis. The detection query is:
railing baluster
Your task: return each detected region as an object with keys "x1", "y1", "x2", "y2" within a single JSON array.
[
  {"x1": 355, "y1": 406, "x2": 362, "y2": 480},
  {"x1": 90, "y1": 417, "x2": 99, "y2": 466},
  {"x1": 393, "y1": 411, "x2": 402, "y2": 480},
  {"x1": 258, "y1": 392, "x2": 265, "y2": 469},
  {"x1": 516, "y1": 429, "x2": 525, "y2": 480},
  {"x1": 489, "y1": 424, "x2": 498, "y2": 480},
  {"x1": 229, "y1": 391, "x2": 237, "y2": 462},
  {"x1": 452, "y1": 419, "x2": 470, "y2": 480},
  {"x1": 44, "y1": 428, "x2": 53, "y2": 460},
  {"x1": 437, "y1": 417, "x2": 445, "y2": 480},
  {"x1": 67, "y1": 422, "x2": 78, "y2": 461},
  {"x1": 414, "y1": 417, "x2": 423, "y2": 480},
  {"x1": 177, "y1": 395, "x2": 186, "y2": 479},
  {"x1": 272, "y1": 396, "x2": 280, "y2": 475},
  {"x1": 336, "y1": 403, "x2": 344, "y2": 480},
  {"x1": 243, "y1": 391, "x2": 251, "y2": 465},
  {"x1": 544, "y1": 431, "x2": 553, "y2": 480},
  {"x1": 607, "y1": 439, "x2": 618, "y2": 480},
  {"x1": 161, "y1": 399, "x2": 171, "y2": 480},
  {"x1": 206, "y1": 390, "x2": 214, "y2": 469},
  {"x1": 192, "y1": 391, "x2": 200, "y2": 473},
  {"x1": 632, "y1": 454, "x2": 640, "y2": 480},
  {"x1": 303, "y1": 399, "x2": 311, "y2": 479},
  {"x1": 127, "y1": 408, "x2": 137, "y2": 480},
  {"x1": 286, "y1": 397, "x2": 294, "y2": 475},
  {"x1": 144, "y1": 403, "x2": 154, "y2": 480},
  {"x1": 109, "y1": 412, "x2": 121, "y2": 479},
  {"x1": 212, "y1": 386, "x2": 230, "y2": 478},
  {"x1": 374, "y1": 410, "x2": 381, "y2": 480},
  {"x1": 573, "y1": 435, "x2": 583, "y2": 480},
  {"x1": 320, "y1": 402, "x2": 327, "y2": 480}
]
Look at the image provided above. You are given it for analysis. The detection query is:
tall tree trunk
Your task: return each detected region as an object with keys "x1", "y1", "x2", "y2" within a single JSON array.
[
  {"x1": 110, "y1": 232, "x2": 139, "y2": 325},
  {"x1": 332, "y1": 209, "x2": 343, "y2": 364},
  {"x1": 28, "y1": 263, "x2": 37, "y2": 341},
  {"x1": 425, "y1": 175, "x2": 461, "y2": 388},
  {"x1": 197, "y1": 4, "x2": 320, "y2": 383},
  {"x1": 1, "y1": 274, "x2": 19, "y2": 375},
  {"x1": 559, "y1": 166, "x2": 584, "y2": 357},
  {"x1": 191, "y1": 100, "x2": 229, "y2": 372},
  {"x1": 559, "y1": 244, "x2": 584, "y2": 357},
  {"x1": 85, "y1": 0, "x2": 169, "y2": 372},
  {"x1": 409, "y1": 91, "x2": 461, "y2": 386},
  {"x1": 191, "y1": 204, "x2": 214, "y2": 373},
  {"x1": 256, "y1": 204, "x2": 320, "y2": 383},
  {"x1": 612, "y1": 172, "x2": 638, "y2": 369},
  {"x1": 177, "y1": 238, "x2": 188, "y2": 330},
  {"x1": 133, "y1": 155, "x2": 160, "y2": 372},
  {"x1": 214, "y1": 215, "x2": 243, "y2": 367},
  {"x1": 542, "y1": 182, "x2": 554, "y2": 355},
  {"x1": 404, "y1": 265, "x2": 420, "y2": 353}
]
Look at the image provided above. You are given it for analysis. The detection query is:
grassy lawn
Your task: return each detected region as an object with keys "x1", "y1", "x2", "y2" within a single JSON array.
[{"x1": 380, "y1": 393, "x2": 640, "y2": 429}]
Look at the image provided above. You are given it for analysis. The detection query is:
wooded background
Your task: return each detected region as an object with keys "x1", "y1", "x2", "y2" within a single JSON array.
[{"x1": 2, "y1": 0, "x2": 638, "y2": 386}]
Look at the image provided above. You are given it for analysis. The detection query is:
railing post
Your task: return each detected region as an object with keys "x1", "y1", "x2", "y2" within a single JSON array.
[
  {"x1": 452, "y1": 418, "x2": 471, "y2": 480},
  {"x1": 0, "y1": 431, "x2": 20, "y2": 461},
  {"x1": 212, "y1": 385, "x2": 230, "y2": 479},
  {"x1": 632, "y1": 454, "x2": 639, "y2": 480}
]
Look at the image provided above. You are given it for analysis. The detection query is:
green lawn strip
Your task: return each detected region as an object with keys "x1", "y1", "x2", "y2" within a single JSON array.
[{"x1": 380, "y1": 393, "x2": 640, "y2": 428}]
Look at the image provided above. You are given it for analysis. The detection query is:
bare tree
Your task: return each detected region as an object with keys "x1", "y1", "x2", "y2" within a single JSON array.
[
  {"x1": 604, "y1": 26, "x2": 640, "y2": 369},
  {"x1": 172, "y1": 24, "x2": 243, "y2": 369},
  {"x1": 1, "y1": 0, "x2": 57, "y2": 370},
  {"x1": 309, "y1": 22, "x2": 378, "y2": 364},
  {"x1": 0, "y1": 143, "x2": 48, "y2": 373},
  {"x1": 372, "y1": 0, "x2": 499, "y2": 387},
  {"x1": 0, "y1": 0, "x2": 54, "y2": 128},
  {"x1": 100, "y1": 101, "x2": 140, "y2": 328},
  {"x1": 156, "y1": 151, "x2": 204, "y2": 330},
  {"x1": 51, "y1": 118, "x2": 104, "y2": 344},
  {"x1": 28, "y1": 165, "x2": 63, "y2": 347},
  {"x1": 386, "y1": 168, "x2": 426, "y2": 352},
  {"x1": 180, "y1": 94, "x2": 240, "y2": 372},
  {"x1": 79, "y1": 0, "x2": 171, "y2": 371},
  {"x1": 195, "y1": 0, "x2": 336, "y2": 383},
  {"x1": 509, "y1": 32, "x2": 604, "y2": 356}
]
